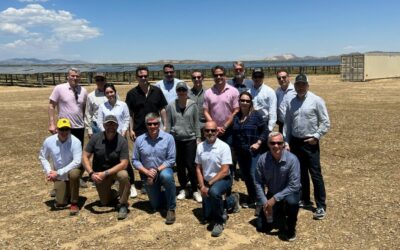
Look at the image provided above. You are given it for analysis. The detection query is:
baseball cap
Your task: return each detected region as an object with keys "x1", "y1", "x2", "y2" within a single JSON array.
[
  {"x1": 176, "y1": 82, "x2": 188, "y2": 91},
  {"x1": 94, "y1": 72, "x2": 106, "y2": 79},
  {"x1": 252, "y1": 68, "x2": 264, "y2": 78},
  {"x1": 103, "y1": 115, "x2": 118, "y2": 124},
  {"x1": 295, "y1": 74, "x2": 309, "y2": 84},
  {"x1": 57, "y1": 118, "x2": 71, "y2": 129}
]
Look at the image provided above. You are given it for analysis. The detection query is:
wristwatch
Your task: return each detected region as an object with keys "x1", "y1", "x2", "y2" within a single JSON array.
[{"x1": 104, "y1": 170, "x2": 109, "y2": 176}]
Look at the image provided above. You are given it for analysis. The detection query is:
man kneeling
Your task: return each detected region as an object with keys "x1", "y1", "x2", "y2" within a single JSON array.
[{"x1": 82, "y1": 115, "x2": 131, "y2": 220}]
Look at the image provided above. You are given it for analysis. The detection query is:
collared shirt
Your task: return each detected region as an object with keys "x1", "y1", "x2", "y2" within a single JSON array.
[
  {"x1": 84, "y1": 89, "x2": 107, "y2": 134},
  {"x1": 97, "y1": 100, "x2": 130, "y2": 134},
  {"x1": 132, "y1": 130, "x2": 176, "y2": 170},
  {"x1": 188, "y1": 87, "x2": 206, "y2": 124},
  {"x1": 155, "y1": 78, "x2": 184, "y2": 104},
  {"x1": 203, "y1": 84, "x2": 239, "y2": 127},
  {"x1": 246, "y1": 83, "x2": 277, "y2": 132},
  {"x1": 39, "y1": 134, "x2": 82, "y2": 181},
  {"x1": 276, "y1": 83, "x2": 296, "y2": 123},
  {"x1": 125, "y1": 85, "x2": 168, "y2": 136},
  {"x1": 195, "y1": 138, "x2": 232, "y2": 182},
  {"x1": 227, "y1": 78, "x2": 253, "y2": 94},
  {"x1": 255, "y1": 150, "x2": 301, "y2": 204},
  {"x1": 284, "y1": 91, "x2": 330, "y2": 142}
]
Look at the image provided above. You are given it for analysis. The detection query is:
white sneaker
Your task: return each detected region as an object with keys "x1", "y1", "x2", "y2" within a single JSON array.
[
  {"x1": 130, "y1": 185, "x2": 138, "y2": 198},
  {"x1": 177, "y1": 189, "x2": 186, "y2": 200},
  {"x1": 193, "y1": 191, "x2": 203, "y2": 203}
]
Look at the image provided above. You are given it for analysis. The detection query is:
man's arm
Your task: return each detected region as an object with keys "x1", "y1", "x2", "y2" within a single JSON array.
[
  {"x1": 254, "y1": 157, "x2": 268, "y2": 206},
  {"x1": 273, "y1": 155, "x2": 301, "y2": 202},
  {"x1": 84, "y1": 96, "x2": 94, "y2": 137},
  {"x1": 223, "y1": 107, "x2": 239, "y2": 129},
  {"x1": 48, "y1": 100, "x2": 57, "y2": 134},
  {"x1": 267, "y1": 92, "x2": 277, "y2": 131},
  {"x1": 160, "y1": 108, "x2": 167, "y2": 131},
  {"x1": 207, "y1": 164, "x2": 230, "y2": 186},
  {"x1": 203, "y1": 107, "x2": 213, "y2": 122},
  {"x1": 160, "y1": 135, "x2": 176, "y2": 171},
  {"x1": 38, "y1": 140, "x2": 52, "y2": 175},
  {"x1": 56, "y1": 139, "x2": 82, "y2": 176}
]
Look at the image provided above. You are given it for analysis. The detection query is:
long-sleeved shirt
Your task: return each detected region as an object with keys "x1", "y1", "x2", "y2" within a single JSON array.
[
  {"x1": 188, "y1": 87, "x2": 206, "y2": 125},
  {"x1": 155, "y1": 78, "x2": 184, "y2": 104},
  {"x1": 276, "y1": 83, "x2": 296, "y2": 123},
  {"x1": 132, "y1": 130, "x2": 176, "y2": 170},
  {"x1": 246, "y1": 83, "x2": 277, "y2": 131},
  {"x1": 255, "y1": 150, "x2": 301, "y2": 205},
  {"x1": 283, "y1": 91, "x2": 330, "y2": 142},
  {"x1": 166, "y1": 99, "x2": 201, "y2": 141},
  {"x1": 97, "y1": 100, "x2": 130, "y2": 134},
  {"x1": 38, "y1": 134, "x2": 82, "y2": 181},
  {"x1": 84, "y1": 89, "x2": 107, "y2": 134}
]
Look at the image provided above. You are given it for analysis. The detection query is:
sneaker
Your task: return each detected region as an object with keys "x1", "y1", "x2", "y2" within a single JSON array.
[
  {"x1": 211, "y1": 223, "x2": 224, "y2": 237},
  {"x1": 117, "y1": 205, "x2": 128, "y2": 220},
  {"x1": 54, "y1": 203, "x2": 68, "y2": 209},
  {"x1": 241, "y1": 202, "x2": 249, "y2": 209},
  {"x1": 79, "y1": 178, "x2": 88, "y2": 188},
  {"x1": 232, "y1": 193, "x2": 241, "y2": 213},
  {"x1": 193, "y1": 191, "x2": 203, "y2": 203},
  {"x1": 70, "y1": 203, "x2": 79, "y2": 216},
  {"x1": 286, "y1": 231, "x2": 297, "y2": 242},
  {"x1": 165, "y1": 210, "x2": 176, "y2": 225},
  {"x1": 130, "y1": 185, "x2": 138, "y2": 198},
  {"x1": 299, "y1": 200, "x2": 313, "y2": 209},
  {"x1": 177, "y1": 189, "x2": 186, "y2": 200},
  {"x1": 49, "y1": 189, "x2": 56, "y2": 197},
  {"x1": 313, "y1": 207, "x2": 326, "y2": 220}
]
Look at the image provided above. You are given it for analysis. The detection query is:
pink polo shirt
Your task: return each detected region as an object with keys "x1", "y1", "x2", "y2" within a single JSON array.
[
  {"x1": 203, "y1": 84, "x2": 239, "y2": 127},
  {"x1": 49, "y1": 82, "x2": 88, "y2": 128}
]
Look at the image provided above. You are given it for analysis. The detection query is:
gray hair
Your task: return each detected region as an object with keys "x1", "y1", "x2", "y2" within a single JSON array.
[
  {"x1": 145, "y1": 112, "x2": 161, "y2": 123},
  {"x1": 268, "y1": 131, "x2": 283, "y2": 142},
  {"x1": 233, "y1": 61, "x2": 245, "y2": 68},
  {"x1": 68, "y1": 67, "x2": 80, "y2": 75}
]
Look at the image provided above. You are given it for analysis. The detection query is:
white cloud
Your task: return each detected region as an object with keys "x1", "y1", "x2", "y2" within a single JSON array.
[
  {"x1": 0, "y1": 4, "x2": 101, "y2": 56},
  {"x1": 17, "y1": 0, "x2": 49, "y2": 3}
]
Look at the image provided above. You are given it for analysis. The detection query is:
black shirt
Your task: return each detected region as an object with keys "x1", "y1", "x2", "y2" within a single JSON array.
[
  {"x1": 85, "y1": 132, "x2": 129, "y2": 172},
  {"x1": 125, "y1": 85, "x2": 167, "y2": 136}
]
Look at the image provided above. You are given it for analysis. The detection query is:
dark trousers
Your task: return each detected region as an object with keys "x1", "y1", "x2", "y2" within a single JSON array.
[
  {"x1": 203, "y1": 175, "x2": 233, "y2": 224},
  {"x1": 257, "y1": 192, "x2": 300, "y2": 234},
  {"x1": 70, "y1": 128, "x2": 85, "y2": 148},
  {"x1": 277, "y1": 121, "x2": 284, "y2": 134},
  {"x1": 236, "y1": 148, "x2": 259, "y2": 203},
  {"x1": 175, "y1": 139, "x2": 198, "y2": 190},
  {"x1": 218, "y1": 127, "x2": 236, "y2": 179},
  {"x1": 290, "y1": 136, "x2": 326, "y2": 210}
]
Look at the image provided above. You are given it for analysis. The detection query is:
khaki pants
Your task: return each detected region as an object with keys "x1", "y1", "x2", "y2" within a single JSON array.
[
  {"x1": 54, "y1": 168, "x2": 81, "y2": 205},
  {"x1": 95, "y1": 170, "x2": 130, "y2": 206}
]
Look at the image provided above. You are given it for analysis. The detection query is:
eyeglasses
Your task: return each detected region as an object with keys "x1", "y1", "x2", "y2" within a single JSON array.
[
  {"x1": 95, "y1": 78, "x2": 105, "y2": 82},
  {"x1": 204, "y1": 129, "x2": 217, "y2": 133},
  {"x1": 177, "y1": 88, "x2": 187, "y2": 92},
  {"x1": 240, "y1": 99, "x2": 251, "y2": 103},
  {"x1": 277, "y1": 76, "x2": 287, "y2": 80},
  {"x1": 269, "y1": 141, "x2": 285, "y2": 146},
  {"x1": 58, "y1": 128, "x2": 70, "y2": 132},
  {"x1": 213, "y1": 74, "x2": 224, "y2": 77},
  {"x1": 192, "y1": 76, "x2": 202, "y2": 80},
  {"x1": 146, "y1": 122, "x2": 160, "y2": 126},
  {"x1": 138, "y1": 75, "x2": 148, "y2": 79},
  {"x1": 164, "y1": 71, "x2": 174, "y2": 75}
]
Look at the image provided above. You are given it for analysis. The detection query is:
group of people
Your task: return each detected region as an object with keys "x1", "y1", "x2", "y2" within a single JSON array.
[{"x1": 39, "y1": 62, "x2": 330, "y2": 241}]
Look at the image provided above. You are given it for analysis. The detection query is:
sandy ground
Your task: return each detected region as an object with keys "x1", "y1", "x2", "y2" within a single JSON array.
[{"x1": 0, "y1": 74, "x2": 399, "y2": 249}]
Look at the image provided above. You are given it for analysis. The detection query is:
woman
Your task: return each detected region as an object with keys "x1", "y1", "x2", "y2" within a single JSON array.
[
  {"x1": 232, "y1": 92, "x2": 269, "y2": 208},
  {"x1": 166, "y1": 82, "x2": 202, "y2": 203}
]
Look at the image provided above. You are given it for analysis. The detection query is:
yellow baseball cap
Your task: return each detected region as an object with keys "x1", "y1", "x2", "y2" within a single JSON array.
[{"x1": 57, "y1": 118, "x2": 71, "y2": 129}]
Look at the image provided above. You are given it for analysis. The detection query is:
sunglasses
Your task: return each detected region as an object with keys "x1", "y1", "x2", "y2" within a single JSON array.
[
  {"x1": 147, "y1": 122, "x2": 160, "y2": 126},
  {"x1": 177, "y1": 88, "x2": 187, "y2": 92},
  {"x1": 204, "y1": 129, "x2": 217, "y2": 133},
  {"x1": 213, "y1": 73, "x2": 224, "y2": 77},
  {"x1": 164, "y1": 71, "x2": 174, "y2": 74},
  {"x1": 240, "y1": 99, "x2": 251, "y2": 103},
  {"x1": 138, "y1": 75, "x2": 148, "y2": 79},
  {"x1": 269, "y1": 141, "x2": 285, "y2": 146},
  {"x1": 192, "y1": 76, "x2": 202, "y2": 80},
  {"x1": 58, "y1": 128, "x2": 70, "y2": 132},
  {"x1": 95, "y1": 78, "x2": 105, "y2": 82},
  {"x1": 277, "y1": 76, "x2": 287, "y2": 80}
]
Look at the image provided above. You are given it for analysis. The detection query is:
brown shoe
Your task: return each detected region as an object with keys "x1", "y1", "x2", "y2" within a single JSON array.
[
  {"x1": 70, "y1": 203, "x2": 79, "y2": 216},
  {"x1": 165, "y1": 210, "x2": 176, "y2": 225}
]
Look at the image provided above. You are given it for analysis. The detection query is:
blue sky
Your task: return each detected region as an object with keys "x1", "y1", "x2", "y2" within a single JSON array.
[{"x1": 0, "y1": 0, "x2": 399, "y2": 63}]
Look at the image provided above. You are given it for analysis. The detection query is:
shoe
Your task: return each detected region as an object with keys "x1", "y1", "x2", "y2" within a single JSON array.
[
  {"x1": 117, "y1": 205, "x2": 128, "y2": 220},
  {"x1": 165, "y1": 210, "x2": 176, "y2": 225},
  {"x1": 130, "y1": 185, "x2": 138, "y2": 198},
  {"x1": 241, "y1": 202, "x2": 249, "y2": 208},
  {"x1": 193, "y1": 191, "x2": 202, "y2": 203},
  {"x1": 211, "y1": 223, "x2": 224, "y2": 237},
  {"x1": 141, "y1": 186, "x2": 147, "y2": 195},
  {"x1": 232, "y1": 193, "x2": 241, "y2": 213},
  {"x1": 177, "y1": 189, "x2": 186, "y2": 200},
  {"x1": 313, "y1": 207, "x2": 326, "y2": 220},
  {"x1": 286, "y1": 231, "x2": 297, "y2": 242},
  {"x1": 54, "y1": 203, "x2": 68, "y2": 209},
  {"x1": 299, "y1": 200, "x2": 313, "y2": 209},
  {"x1": 79, "y1": 178, "x2": 88, "y2": 188},
  {"x1": 50, "y1": 189, "x2": 56, "y2": 197},
  {"x1": 70, "y1": 203, "x2": 79, "y2": 216}
]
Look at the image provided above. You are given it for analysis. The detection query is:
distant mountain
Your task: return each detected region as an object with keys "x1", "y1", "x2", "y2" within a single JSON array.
[
  {"x1": 0, "y1": 58, "x2": 88, "y2": 65},
  {"x1": 264, "y1": 53, "x2": 340, "y2": 61}
]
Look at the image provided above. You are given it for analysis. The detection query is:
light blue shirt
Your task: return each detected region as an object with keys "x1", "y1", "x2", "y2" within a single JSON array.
[
  {"x1": 155, "y1": 78, "x2": 184, "y2": 104},
  {"x1": 276, "y1": 83, "x2": 296, "y2": 123},
  {"x1": 283, "y1": 91, "x2": 330, "y2": 142},
  {"x1": 38, "y1": 134, "x2": 82, "y2": 181},
  {"x1": 132, "y1": 130, "x2": 176, "y2": 170},
  {"x1": 97, "y1": 100, "x2": 130, "y2": 134}
]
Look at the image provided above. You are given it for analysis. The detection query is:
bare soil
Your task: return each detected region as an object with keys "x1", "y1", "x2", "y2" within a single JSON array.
[{"x1": 0, "y1": 74, "x2": 399, "y2": 249}]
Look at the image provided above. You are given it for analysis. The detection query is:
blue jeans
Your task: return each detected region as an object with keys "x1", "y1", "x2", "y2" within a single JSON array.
[
  {"x1": 236, "y1": 148, "x2": 259, "y2": 203},
  {"x1": 145, "y1": 168, "x2": 176, "y2": 210},
  {"x1": 91, "y1": 121, "x2": 101, "y2": 134},
  {"x1": 202, "y1": 176, "x2": 234, "y2": 224}
]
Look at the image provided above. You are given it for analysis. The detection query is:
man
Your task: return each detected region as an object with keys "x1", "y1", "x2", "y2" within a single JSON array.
[
  {"x1": 227, "y1": 61, "x2": 252, "y2": 93},
  {"x1": 155, "y1": 64, "x2": 184, "y2": 104},
  {"x1": 195, "y1": 121, "x2": 240, "y2": 237},
  {"x1": 82, "y1": 115, "x2": 131, "y2": 220},
  {"x1": 39, "y1": 118, "x2": 82, "y2": 216},
  {"x1": 132, "y1": 112, "x2": 177, "y2": 225},
  {"x1": 247, "y1": 68, "x2": 277, "y2": 132},
  {"x1": 275, "y1": 70, "x2": 296, "y2": 133},
  {"x1": 284, "y1": 73, "x2": 330, "y2": 220},
  {"x1": 48, "y1": 67, "x2": 88, "y2": 188},
  {"x1": 188, "y1": 70, "x2": 206, "y2": 130},
  {"x1": 84, "y1": 72, "x2": 108, "y2": 138},
  {"x1": 255, "y1": 132, "x2": 301, "y2": 241}
]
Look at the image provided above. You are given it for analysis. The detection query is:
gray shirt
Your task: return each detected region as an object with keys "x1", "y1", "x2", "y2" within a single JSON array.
[
  {"x1": 283, "y1": 91, "x2": 330, "y2": 142},
  {"x1": 255, "y1": 150, "x2": 301, "y2": 205},
  {"x1": 188, "y1": 87, "x2": 206, "y2": 126}
]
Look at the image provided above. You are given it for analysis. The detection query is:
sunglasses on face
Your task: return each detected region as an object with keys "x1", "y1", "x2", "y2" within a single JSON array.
[
  {"x1": 58, "y1": 128, "x2": 70, "y2": 132},
  {"x1": 240, "y1": 99, "x2": 251, "y2": 103},
  {"x1": 192, "y1": 76, "x2": 202, "y2": 80},
  {"x1": 213, "y1": 74, "x2": 224, "y2": 77},
  {"x1": 177, "y1": 88, "x2": 187, "y2": 92},
  {"x1": 277, "y1": 76, "x2": 287, "y2": 80},
  {"x1": 269, "y1": 141, "x2": 284, "y2": 146},
  {"x1": 95, "y1": 78, "x2": 105, "y2": 82},
  {"x1": 147, "y1": 122, "x2": 160, "y2": 126},
  {"x1": 204, "y1": 129, "x2": 217, "y2": 133},
  {"x1": 164, "y1": 71, "x2": 174, "y2": 75},
  {"x1": 138, "y1": 75, "x2": 148, "y2": 79}
]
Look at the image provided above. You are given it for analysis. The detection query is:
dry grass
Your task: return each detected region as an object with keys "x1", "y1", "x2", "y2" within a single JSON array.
[{"x1": 0, "y1": 74, "x2": 399, "y2": 249}]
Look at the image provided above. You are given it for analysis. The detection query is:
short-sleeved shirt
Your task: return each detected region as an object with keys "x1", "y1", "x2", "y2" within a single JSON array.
[
  {"x1": 203, "y1": 84, "x2": 239, "y2": 127},
  {"x1": 154, "y1": 78, "x2": 183, "y2": 104},
  {"x1": 49, "y1": 82, "x2": 88, "y2": 128},
  {"x1": 125, "y1": 85, "x2": 168, "y2": 136},
  {"x1": 85, "y1": 132, "x2": 129, "y2": 172},
  {"x1": 195, "y1": 138, "x2": 232, "y2": 181}
]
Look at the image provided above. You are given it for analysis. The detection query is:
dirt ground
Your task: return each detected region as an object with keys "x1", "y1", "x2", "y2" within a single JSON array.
[{"x1": 0, "y1": 74, "x2": 399, "y2": 249}]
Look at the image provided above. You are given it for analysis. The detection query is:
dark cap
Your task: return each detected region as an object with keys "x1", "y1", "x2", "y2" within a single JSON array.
[
  {"x1": 295, "y1": 74, "x2": 309, "y2": 84},
  {"x1": 94, "y1": 72, "x2": 106, "y2": 79},
  {"x1": 103, "y1": 115, "x2": 118, "y2": 124},
  {"x1": 252, "y1": 68, "x2": 264, "y2": 78}
]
